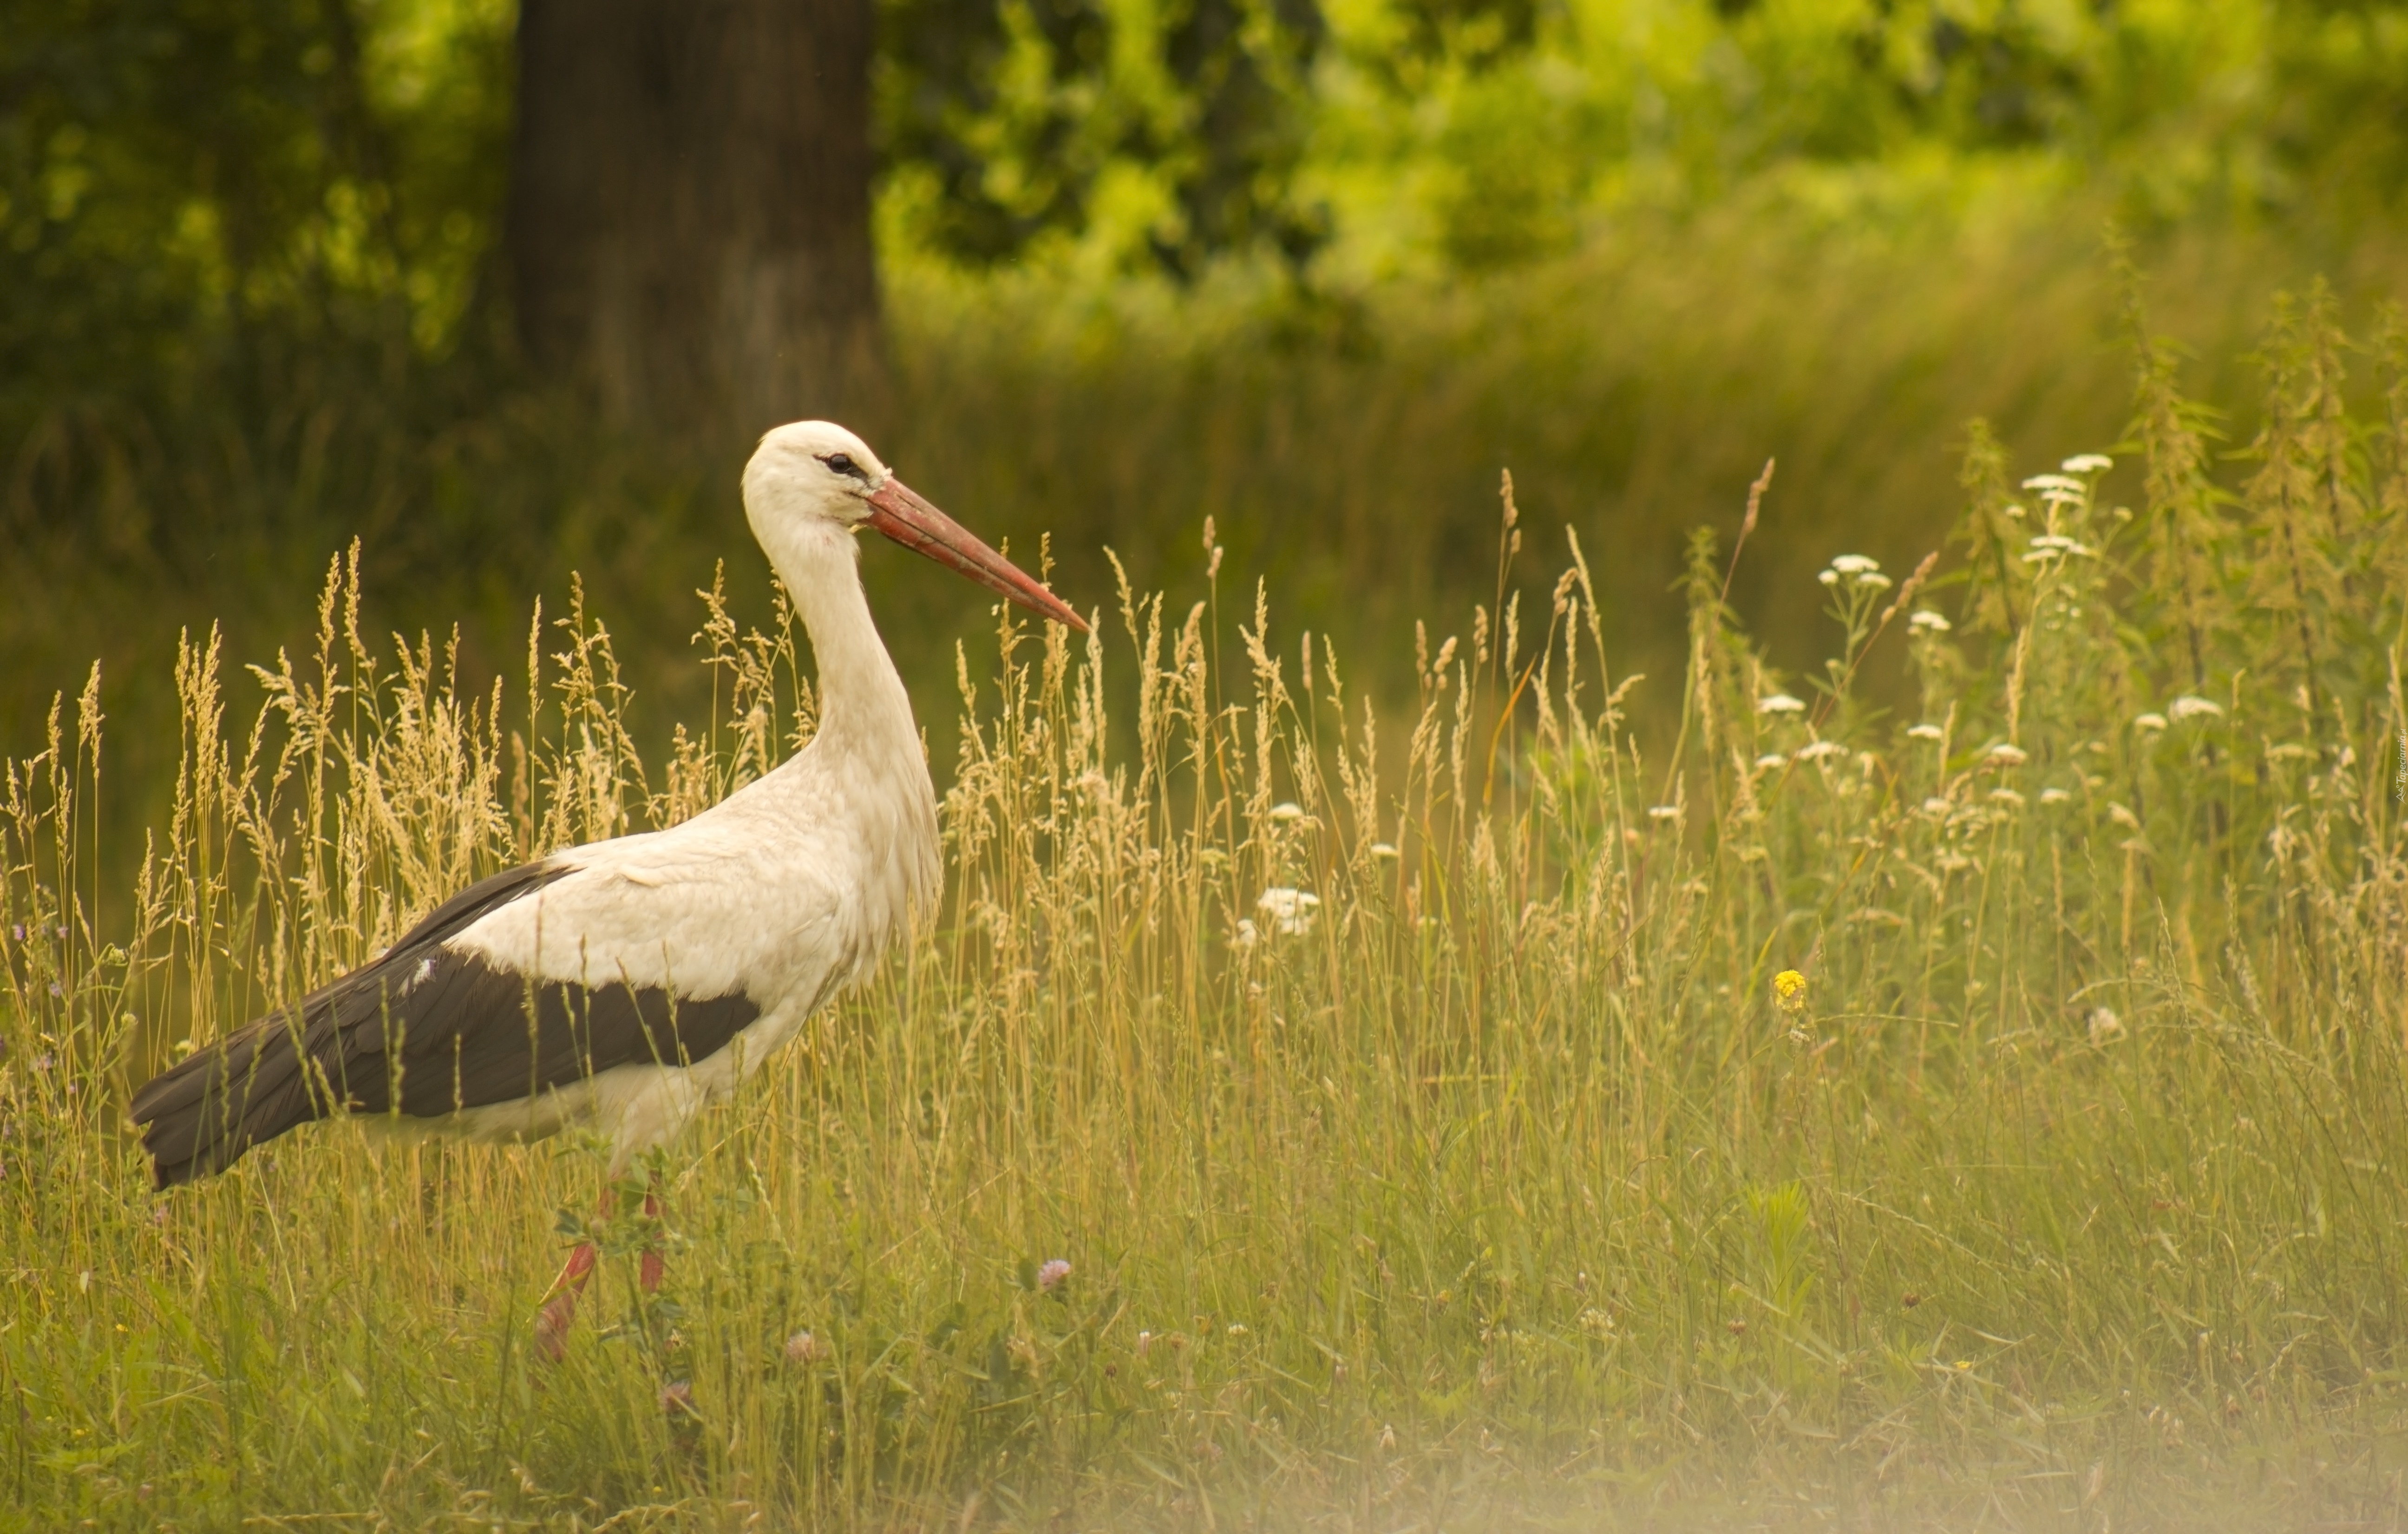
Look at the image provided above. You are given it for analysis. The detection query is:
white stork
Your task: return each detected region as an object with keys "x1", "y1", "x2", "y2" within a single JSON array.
[{"x1": 129, "y1": 421, "x2": 1086, "y2": 1355}]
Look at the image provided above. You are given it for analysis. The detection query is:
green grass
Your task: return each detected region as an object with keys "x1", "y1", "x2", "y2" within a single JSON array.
[{"x1": 8, "y1": 285, "x2": 2408, "y2": 1531}]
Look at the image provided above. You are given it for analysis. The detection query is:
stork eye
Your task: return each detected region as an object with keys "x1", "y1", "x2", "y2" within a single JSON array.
[{"x1": 820, "y1": 452, "x2": 867, "y2": 482}]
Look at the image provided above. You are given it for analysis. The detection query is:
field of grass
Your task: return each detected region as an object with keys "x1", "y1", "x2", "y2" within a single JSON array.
[{"x1": 7, "y1": 286, "x2": 2408, "y2": 1531}]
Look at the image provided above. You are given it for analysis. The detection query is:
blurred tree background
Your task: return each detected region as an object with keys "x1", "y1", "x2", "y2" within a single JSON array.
[{"x1": 3, "y1": 0, "x2": 2405, "y2": 796}]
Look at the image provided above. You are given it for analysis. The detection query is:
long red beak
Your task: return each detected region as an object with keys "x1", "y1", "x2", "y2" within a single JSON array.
[{"x1": 864, "y1": 478, "x2": 1088, "y2": 634}]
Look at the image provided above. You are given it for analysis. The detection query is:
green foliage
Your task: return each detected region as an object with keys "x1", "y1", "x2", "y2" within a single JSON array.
[
  {"x1": 10, "y1": 309, "x2": 2408, "y2": 1526},
  {"x1": 879, "y1": 0, "x2": 1329, "y2": 273}
]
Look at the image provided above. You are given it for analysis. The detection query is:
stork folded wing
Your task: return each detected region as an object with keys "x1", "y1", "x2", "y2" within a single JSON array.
[{"x1": 129, "y1": 858, "x2": 762, "y2": 1187}]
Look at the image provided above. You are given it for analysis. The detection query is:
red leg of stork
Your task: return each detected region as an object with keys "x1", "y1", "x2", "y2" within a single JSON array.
[
  {"x1": 533, "y1": 1188, "x2": 615, "y2": 1363},
  {"x1": 533, "y1": 1176, "x2": 670, "y2": 1362}
]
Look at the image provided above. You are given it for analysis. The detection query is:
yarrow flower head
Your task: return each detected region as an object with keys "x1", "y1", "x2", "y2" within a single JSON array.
[
  {"x1": 1757, "y1": 693, "x2": 1806, "y2": 715},
  {"x1": 2061, "y1": 453, "x2": 2114, "y2": 474},
  {"x1": 2167, "y1": 695, "x2": 2225, "y2": 722},
  {"x1": 1907, "y1": 723, "x2": 1945, "y2": 741},
  {"x1": 1773, "y1": 970, "x2": 1809, "y2": 1015},
  {"x1": 1256, "y1": 888, "x2": 1321, "y2": 937},
  {"x1": 1037, "y1": 1259, "x2": 1073, "y2": 1293},
  {"x1": 1830, "y1": 554, "x2": 1880, "y2": 574},
  {"x1": 2134, "y1": 712, "x2": 2168, "y2": 732},
  {"x1": 1908, "y1": 610, "x2": 1952, "y2": 634},
  {"x1": 2021, "y1": 473, "x2": 2085, "y2": 494}
]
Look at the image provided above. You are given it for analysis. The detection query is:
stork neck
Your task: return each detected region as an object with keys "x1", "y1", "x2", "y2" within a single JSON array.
[{"x1": 773, "y1": 523, "x2": 917, "y2": 756}]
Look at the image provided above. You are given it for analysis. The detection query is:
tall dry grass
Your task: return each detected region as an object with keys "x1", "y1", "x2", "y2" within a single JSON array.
[{"x1": 6, "y1": 283, "x2": 2408, "y2": 1530}]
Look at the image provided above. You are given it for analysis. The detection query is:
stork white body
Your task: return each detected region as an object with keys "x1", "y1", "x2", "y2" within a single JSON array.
[
  {"x1": 432, "y1": 470, "x2": 940, "y2": 1168},
  {"x1": 131, "y1": 421, "x2": 1081, "y2": 1188}
]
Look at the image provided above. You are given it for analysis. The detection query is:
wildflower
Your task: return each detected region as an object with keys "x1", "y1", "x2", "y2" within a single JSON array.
[
  {"x1": 2001, "y1": 503, "x2": 2027, "y2": 520},
  {"x1": 1038, "y1": 1258, "x2": 1072, "y2": 1293},
  {"x1": 785, "y1": 1330, "x2": 829, "y2": 1364},
  {"x1": 1368, "y1": 842, "x2": 1400, "y2": 859},
  {"x1": 1795, "y1": 740, "x2": 1845, "y2": 761},
  {"x1": 1857, "y1": 572, "x2": 1893, "y2": 590},
  {"x1": 2134, "y1": 713, "x2": 2168, "y2": 732},
  {"x1": 2167, "y1": 695, "x2": 2224, "y2": 721},
  {"x1": 2061, "y1": 453, "x2": 2114, "y2": 474},
  {"x1": 1985, "y1": 743, "x2": 2028, "y2": 766},
  {"x1": 2021, "y1": 473, "x2": 2085, "y2": 494},
  {"x1": 1268, "y1": 802, "x2": 1305, "y2": 822},
  {"x1": 1757, "y1": 693, "x2": 1806, "y2": 715},
  {"x1": 1227, "y1": 1323, "x2": 1249, "y2": 1338},
  {"x1": 1907, "y1": 723, "x2": 1944, "y2": 741},
  {"x1": 1256, "y1": 888, "x2": 1320, "y2": 936},
  {"x1": 2088, "y1": 1008, "x2": 2125, "y2": 1044},
  {"x1": 1773, "y1": 970, "x2": 1808, "y2": 1015},
  {"x1": 2108, "y1": 803, "x2": 2142, "y2": 829},
  {"x1": 1907, "y1": 610, "x2": 1952, "y2": 634},
  {"x1": 1989, "y1": 788, "x2": 2025, "y2": 807},
  {"x1": 1647, "y1": 804, "x2": 1682, "y2": 821},
  {"x1": 1922, "y1": 796, "x2": 1950, "y2": 815},
  {"x1": 1233, "y1": 919, "x2": 1260, "y2": 948},
  {"x1": 1830, "y1": 554, "x2": 1880, "y2": 574},
  {"x1": 1755, "y1": 753, "x2": 1788, "y2": 769},
  {"x1": 2039, "y1": 787, "x2": 2070, "y2": 804},
  {"x1": 1818, "y1": 569, "x2": 1839, "y2": 587}
]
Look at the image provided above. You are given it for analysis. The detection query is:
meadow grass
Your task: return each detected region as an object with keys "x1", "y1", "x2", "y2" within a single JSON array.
[{"x1": 7, "y1": 290, "x2": 2408, "y2": 1531}]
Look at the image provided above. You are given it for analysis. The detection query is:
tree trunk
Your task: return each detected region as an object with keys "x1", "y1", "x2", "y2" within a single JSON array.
[{"x1": 509, "y1": 0, "x2": 878, "y2": 436}]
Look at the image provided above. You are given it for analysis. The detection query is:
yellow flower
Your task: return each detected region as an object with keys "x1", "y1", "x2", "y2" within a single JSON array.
[{"x1": 1773, "y1": 969, "x2": 1808, "y2": 1014}]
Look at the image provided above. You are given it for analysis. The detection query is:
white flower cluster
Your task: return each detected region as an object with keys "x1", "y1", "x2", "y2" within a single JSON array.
[
  {"x1": 1819, "y1": 553, "x2": 1891, "y2": 590},
  {"x1": 2021, "y1": 533, "x2": 2097, "y2": 563},
  {"x1": 1757, "y1": 693, "x2": 1806, "y2": 715},
  {"x1": 1255, "y1": 887, "x2": 1321, "y2": 936}
]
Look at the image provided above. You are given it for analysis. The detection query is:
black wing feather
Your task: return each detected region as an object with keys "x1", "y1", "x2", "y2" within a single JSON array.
[{"x1": 128, "y1": 860, "x2": 760, "y2": 1188}]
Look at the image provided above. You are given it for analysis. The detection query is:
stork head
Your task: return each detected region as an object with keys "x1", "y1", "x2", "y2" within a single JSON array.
[{"x1": 745, "y1": 421, "x2": 1086, "y2": 633}]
